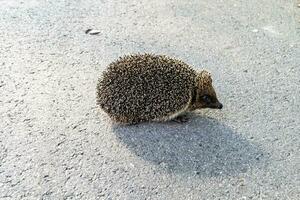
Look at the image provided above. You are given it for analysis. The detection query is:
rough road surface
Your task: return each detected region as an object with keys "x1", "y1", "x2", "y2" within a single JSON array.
[{"x1": 1, "y1": 0, "x2": 299, "y2": 199}]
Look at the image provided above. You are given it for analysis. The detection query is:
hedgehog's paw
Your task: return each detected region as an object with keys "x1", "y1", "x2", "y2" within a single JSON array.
[{"x1": 172, "y1": 115, "x2": 189, "y2": 123}]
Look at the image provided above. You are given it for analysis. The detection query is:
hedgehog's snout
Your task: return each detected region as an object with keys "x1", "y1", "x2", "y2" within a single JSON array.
[
  {"x1": 209, "y1": 101, "x2": 223, "y2": 109},
  {"x1": 216, "y1": 102, "x2": 223, "y2": 109}
]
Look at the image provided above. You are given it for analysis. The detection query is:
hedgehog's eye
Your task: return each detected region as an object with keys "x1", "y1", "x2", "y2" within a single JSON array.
[{"x1": 202, "y1": 95, "x2": 212, "y2": 104}]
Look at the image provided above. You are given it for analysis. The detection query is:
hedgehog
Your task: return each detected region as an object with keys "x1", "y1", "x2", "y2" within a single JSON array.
[{"x1": 96, "y1": 54, "x2": 222, "y2": 124}]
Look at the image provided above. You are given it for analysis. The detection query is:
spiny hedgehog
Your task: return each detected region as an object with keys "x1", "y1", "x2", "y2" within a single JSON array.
[{"x1": 96, "y1": 54, "x2": 222, "y2": 124}]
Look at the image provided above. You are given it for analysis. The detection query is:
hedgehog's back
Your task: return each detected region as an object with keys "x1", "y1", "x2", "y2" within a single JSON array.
[{"x1": 97, "y1": 54, "x2": 197, "y2": 123}]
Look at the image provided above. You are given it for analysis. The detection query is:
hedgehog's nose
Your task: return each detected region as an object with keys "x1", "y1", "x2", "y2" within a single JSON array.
[{"x1": 217, "y1": 103, "x2": 223, "y2": 109}]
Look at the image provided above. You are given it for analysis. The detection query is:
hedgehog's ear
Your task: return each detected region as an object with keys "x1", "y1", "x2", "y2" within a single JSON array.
[{"x1": 200, "y1": 70, "x2": 212, "y2": 83}]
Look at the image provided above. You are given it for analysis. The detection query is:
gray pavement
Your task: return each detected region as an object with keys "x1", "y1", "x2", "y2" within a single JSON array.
[{"x1": 0, "y1": 0, "x2": 300, "y2": 199}]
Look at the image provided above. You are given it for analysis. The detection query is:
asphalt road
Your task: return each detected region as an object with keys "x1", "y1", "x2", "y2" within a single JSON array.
[{"x1": 0, "y1": 0, "x2": 299, "y2": 199}]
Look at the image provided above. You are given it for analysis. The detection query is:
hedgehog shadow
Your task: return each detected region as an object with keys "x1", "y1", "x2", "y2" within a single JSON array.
[{"x1": 113, "y1": 116, "x2": 265, "y2": 177}]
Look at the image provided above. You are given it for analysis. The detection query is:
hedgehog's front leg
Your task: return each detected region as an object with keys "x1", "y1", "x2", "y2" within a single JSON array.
[{"x1": 172, "y1": 114, "x2": 189, "y2": 123}]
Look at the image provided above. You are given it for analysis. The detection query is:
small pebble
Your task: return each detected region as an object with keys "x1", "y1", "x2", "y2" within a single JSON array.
[
  {"x1": 85, "y1": 29, "x2": 101, "y2": 35},
  {"x1": 251, "y1": 29, "x2": 259, "y2": 33},
  {"x1": 194, "y1": 171, "x2": 201, "y2": 175}
]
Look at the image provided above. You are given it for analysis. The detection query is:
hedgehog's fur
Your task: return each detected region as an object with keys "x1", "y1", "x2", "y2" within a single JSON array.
[{"x1": 97, "y1": 54, "x2": 222, "y2": 124}]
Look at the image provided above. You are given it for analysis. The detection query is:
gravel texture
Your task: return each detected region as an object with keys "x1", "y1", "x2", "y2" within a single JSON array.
[{"x1": 0, "y1": 0, "x2": 299, "y2": 199}]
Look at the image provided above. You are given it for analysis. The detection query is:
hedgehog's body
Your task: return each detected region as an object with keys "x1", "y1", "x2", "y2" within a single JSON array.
[{"x1": 97, "y1": 54, "x2": 222, "y2": 124}]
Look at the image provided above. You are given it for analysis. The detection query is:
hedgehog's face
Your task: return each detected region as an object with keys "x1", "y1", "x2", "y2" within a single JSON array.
[{"x1": 196, "y1": 70, "x2": 223, "y2": 109}]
